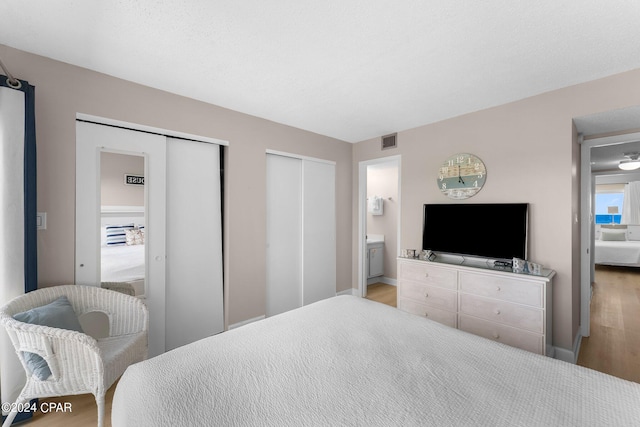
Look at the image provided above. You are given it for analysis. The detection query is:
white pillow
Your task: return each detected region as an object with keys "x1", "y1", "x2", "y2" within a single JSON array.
[{"x1": 601, "y1": 230, "x2": 626, "y2": 241}]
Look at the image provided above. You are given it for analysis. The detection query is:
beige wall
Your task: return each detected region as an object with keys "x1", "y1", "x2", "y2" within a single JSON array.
[
  {"x1": 1, "y1": 44, "x2": 352, "y2": 326},
  {"x1": 352, "y1": 68, "x2": 640, "y2": 352},
  {"x1": 100, "y1": 152, "x2": 144, "y2": 206},
  {"x1": 7, "y1": 41, "x2": 640, "y2": 351},
  {"x1": 366, "y1": 163, "x2": 398, "y2": 279}
]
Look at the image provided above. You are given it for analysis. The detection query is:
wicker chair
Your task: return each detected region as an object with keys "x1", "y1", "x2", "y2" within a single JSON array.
[{"x1": 0, "y1": 285, "x2": 148, "y2": 427}]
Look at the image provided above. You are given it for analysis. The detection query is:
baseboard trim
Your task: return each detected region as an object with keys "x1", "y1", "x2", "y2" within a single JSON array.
[
  {"x1": 380, "y1": 277, "x2": 397, "y2": 286},
  {"x1": 336, "y1": 288, "x2": 357, "y2": 296},
  {"x1": 229, "y1": 315, "x2": 265, "y2": 330},
  {"x1": 367, "y1": 276, "x2": 397, "y2": 286},
  {"x1": 554, "y1": 332, "x2": 582, "y2": 364}
]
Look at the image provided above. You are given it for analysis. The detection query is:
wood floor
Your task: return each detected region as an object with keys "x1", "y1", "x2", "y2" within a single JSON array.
[
  {"x1": 12, "y1": 275, "x2": 638, "y2": 426},
  {"x1": 364, "y1": 282, "x2": 397, "y2": 307},
  {"x1": 576, "y1": 265, "x2": 640, "y2": 383},
  {"x1": 368, "y1": 277, "x2": 640, "y2": 383},
  {"x1": 13, "y1": 380, "x2": 117, "y2": 427}
]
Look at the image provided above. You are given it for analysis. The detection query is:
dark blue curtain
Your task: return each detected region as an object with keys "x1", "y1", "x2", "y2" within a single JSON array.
[{"x1": 0, "y1": 76, "x2": 37, "y2": 294}]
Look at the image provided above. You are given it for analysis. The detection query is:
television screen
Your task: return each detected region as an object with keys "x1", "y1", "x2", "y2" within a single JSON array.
[{"x1": 422, "y1": 203, "x2": 528, "y2": 260}]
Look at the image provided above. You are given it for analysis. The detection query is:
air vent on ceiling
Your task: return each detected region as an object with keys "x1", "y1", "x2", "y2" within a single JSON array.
[{"x1": 381, "y1": 133, "x2": 397, "y2": 150}]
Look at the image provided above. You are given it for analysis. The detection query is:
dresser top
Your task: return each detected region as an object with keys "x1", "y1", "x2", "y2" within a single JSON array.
[{"x1": 398, "y1": 255, "x2": 555, "y2": 281}]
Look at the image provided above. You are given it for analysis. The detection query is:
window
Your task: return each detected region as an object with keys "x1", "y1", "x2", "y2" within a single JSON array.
[{"x1": 595, "y1": 192, "x2": 623, "y2": 224}]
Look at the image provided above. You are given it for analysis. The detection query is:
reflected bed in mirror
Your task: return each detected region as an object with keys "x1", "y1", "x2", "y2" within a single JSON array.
[
  {"x1": 100, "y1": 207, "x2": 146, "y2": 297},
  {"x1": 99, "y1": 150, "x2": 146, "y2": 297}
]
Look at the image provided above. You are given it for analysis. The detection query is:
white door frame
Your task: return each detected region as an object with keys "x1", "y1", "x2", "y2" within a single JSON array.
[
  {"x1": 580, "y1": 131, "x2": 640, "y2": 337},
  {"x1": 358, "y1": 155, "x2": 401, "y2": 297}
]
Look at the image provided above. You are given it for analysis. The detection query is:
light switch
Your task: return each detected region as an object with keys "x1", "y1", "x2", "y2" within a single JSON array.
[{"x1": 36, "y1": 212, "x2": 47, "y2": 230}]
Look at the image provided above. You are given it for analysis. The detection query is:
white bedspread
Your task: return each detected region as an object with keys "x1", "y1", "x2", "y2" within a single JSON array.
[
  {"x1": 595, "y1": 240, "x2": 640, "y2": 266},
  {"x1": 101, "y1": 244, "x2": 145, "y2": 282},
  {"x1": 112, "y1": 296, "x2": 640, "y2": 426}
]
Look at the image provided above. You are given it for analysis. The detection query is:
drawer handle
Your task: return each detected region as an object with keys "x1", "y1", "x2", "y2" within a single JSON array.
[
  {"x1": 495, "y1": 286, "x2": 501, "y2": 292},
  {"x1": 425, "y1": 273, "x2": 429, "y2": 278},
  {"x1": 424, "y1": 312, "x2": 428, "y2": 317},
  {"x1": 492, "y1": 332, "x2": 500, "y2": 339},
  {"x1": 494, "y1": 309, "x2": 501, "y2": 315},
  {"x1": 424, "y1": 292, "x2": 429, "y2": 298}
]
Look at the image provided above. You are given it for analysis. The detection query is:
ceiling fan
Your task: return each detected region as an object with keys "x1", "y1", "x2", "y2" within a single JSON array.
[{"x1": 619, "y1": 152, "x2": 640, "y2": 170}]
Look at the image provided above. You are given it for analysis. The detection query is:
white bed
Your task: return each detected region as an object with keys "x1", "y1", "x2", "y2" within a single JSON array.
[
  {"x1": 594, "y1": 239, "x2": 640, "y2": 267},
  {"x1": 112, "y1": 296, "x2": 640, "y2": 426},
  {"x1": 100, "y1": 213, "x2": 146, "y2": 295},
  {"x1": 595, "y1": 225, "x2": 640, "y2": 267},
  {"x1": 101, "y1": 244, "x2": 145, "y2": 283}
]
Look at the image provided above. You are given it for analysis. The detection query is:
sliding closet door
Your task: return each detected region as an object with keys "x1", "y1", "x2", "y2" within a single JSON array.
[
  {"x1": 165, "y1": 138, "x2": 224, "y2": 351},
  {"x1": 266, "y1": 152, "x2": 336, "y2": 317},
  {"x1": 77, "y1": 122, "x2": 224, "y2": 356},
  {"x1": 302, "y1": 160, "x2": 336, "y2": 305},
  {"x1": 266, "y1": 154, "x2": 303, "y2": 317},
  {"x1": 76, "y1": 121, "x2": 167, "y2": 357}
]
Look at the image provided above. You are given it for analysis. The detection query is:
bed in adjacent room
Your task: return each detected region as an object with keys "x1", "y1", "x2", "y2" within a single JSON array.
[
  {"x1": 112, "y1": 296, "x2": 640, "y2": 426},
  {"x1": 595, "y1": 225, "x2": 640, "y2": 267}
]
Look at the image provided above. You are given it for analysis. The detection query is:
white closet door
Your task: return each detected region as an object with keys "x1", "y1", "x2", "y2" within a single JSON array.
[
  {"x1": 302, "y1": 160, "x2": 336, "y2": 305},
  {"x1": 266, "y1": 153, "x2": 336, "y2": 317},
  {"x1": 165, "y1": 138, "x2": 224, "y2": 350},
  {"x1": 76, "y1": 121, "x2": 167, "y2": 357},
  {"x1": 266, "y1": 154, "x2": 303, "y2": 317}
]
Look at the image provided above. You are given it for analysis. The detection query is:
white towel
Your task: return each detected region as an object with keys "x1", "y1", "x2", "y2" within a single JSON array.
[{"x1": 368, "y1": 196, "x2": 383, "y2": 216}]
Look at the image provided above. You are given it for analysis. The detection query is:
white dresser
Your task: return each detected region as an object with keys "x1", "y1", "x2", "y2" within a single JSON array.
[{"x1": 397, "y1": 257, "x2": 554, "y2": 356}]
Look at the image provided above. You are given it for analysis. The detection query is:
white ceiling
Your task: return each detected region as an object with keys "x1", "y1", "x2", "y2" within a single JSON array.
[
  {"x1": 575, "y1": 106, "x2": 640, "y2": 173},
  {"x1": 2, "y1": 1, "x2": 640, "y2": 143}
]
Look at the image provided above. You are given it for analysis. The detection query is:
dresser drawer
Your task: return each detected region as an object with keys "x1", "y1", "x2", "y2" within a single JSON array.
[
  {"x1": 458, "y1": 314, "x2": 544, "y2": 354},
  {"x1": 459, "y1": 272, "x2": 543, "y2": 307},
  {"x1": 399, "y1": 261, "x2": 457, "y2": 290},
  {"x1": 459, "y1": 294, "x2": 543, "y2": 333},
  {"x1": 398, "y1": 298, "x2": 457, "y2": 328},
  {"x1": 398, "y1": 281, "x2": 457, "y2": 311}
]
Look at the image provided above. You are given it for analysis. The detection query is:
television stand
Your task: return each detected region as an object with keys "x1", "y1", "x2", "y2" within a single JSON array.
[{"x1": 397, "y1": 256, "x2": 555, "y2": 356}]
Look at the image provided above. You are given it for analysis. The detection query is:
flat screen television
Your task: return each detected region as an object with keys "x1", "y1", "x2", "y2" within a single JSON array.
[{"x1": 422, "y1": 203, "x2": 528, "y2": 260}]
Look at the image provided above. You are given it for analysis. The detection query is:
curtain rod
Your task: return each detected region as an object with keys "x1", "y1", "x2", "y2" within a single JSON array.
[{"x1": 0, "y1": 56, "x2": 22, "y2": 89}]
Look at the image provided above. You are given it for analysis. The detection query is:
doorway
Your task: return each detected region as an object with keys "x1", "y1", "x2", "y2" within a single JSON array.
[
  {"x1": 358, "y1": 156, "x2": 401, "y2": 298},
  {"x1": 580, "y1": 131, "x2": 640, "y2": 340}
]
